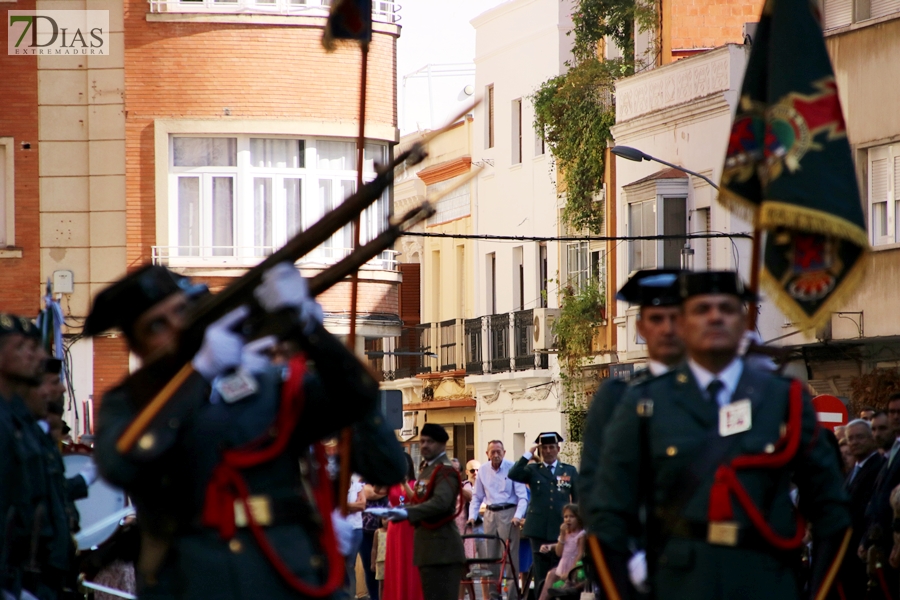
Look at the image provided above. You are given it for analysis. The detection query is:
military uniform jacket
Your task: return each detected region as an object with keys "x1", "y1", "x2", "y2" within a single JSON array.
[
  {"x1": 508, "y1": 456, "x2": 578, "y2": 541},
  {"x1": 95, "y1": 323, "x2": 403, "y2": 600},
  {"x1": 405, "y1": 454, "x2": 465, "y2": 567},
  {"x1": 0, "y1": 398, "x2": 31, "y2": 595},
  {"x1": 579, "y1": 369, "x2": 655, "y2": 536},
  {"x1": 594, "y1": 361, "x2": 850, "y2": 600}
]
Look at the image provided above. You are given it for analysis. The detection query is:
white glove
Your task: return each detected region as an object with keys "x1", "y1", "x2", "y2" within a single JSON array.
[
  {"x1": 241, "y1": 335, "x2": 277, "y2": 374},
  {"x1": 385, "y1": 508, "x2": 408, "y2": 522},
  {"x1": 331, "y1": 511, "x2": 355, "y2": 556},
  {"x1": 79, "y1": 459, "x2": 98, "y2": 486},
  {"x1": 628, "y1": 550, "x2": 649, "y2": 593},
  {"x1": 254, "y1": 263, "x2": 323, "y2": 335},
  {"x1": 192, "y1": 306, "x2": 248, "y2": 381}
]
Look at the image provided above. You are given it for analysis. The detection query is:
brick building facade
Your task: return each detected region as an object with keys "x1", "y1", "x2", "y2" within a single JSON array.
[{"x1": 2, "y1": 0, "x2": 402, "y2": 433}]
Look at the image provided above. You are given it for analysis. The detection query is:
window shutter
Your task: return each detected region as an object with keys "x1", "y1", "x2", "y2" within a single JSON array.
[
  {"x1": 870, "y1": 0, "x2": 900, "y2": 19},
  {"x1": 824, "y1": 0, "x2": 852, "y2": 29},
  {"x1": 870, "y1": 150, "x2": 890, "y2": 243}
]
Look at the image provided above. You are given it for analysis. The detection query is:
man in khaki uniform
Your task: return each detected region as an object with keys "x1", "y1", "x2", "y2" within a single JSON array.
[{"x1": 385, "y1": 423, "x2": 465, "y2": 600}]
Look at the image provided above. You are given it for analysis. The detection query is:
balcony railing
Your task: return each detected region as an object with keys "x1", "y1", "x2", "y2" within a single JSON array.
[
  {"x1": 414, "y1": 324, "x2": 432, "y2": 375},
  {"x1": 376, "y1": 311, "x2": 550, "y2": 381},
  {"x1": 438, "y1": 319, "x2": 459, "y2": 371},
  {"x1": 152, "y1": 246, "x2": 398, "y2": 271},
  {"x1": 148, "y1": 0, "x2": 402, "y2": 23},
  {"x1": 464, "y1": 318, "x2": 483, "y2": 375},
  {"x1": 488, "y1": 313, "x2": 510, "y2": 374}
]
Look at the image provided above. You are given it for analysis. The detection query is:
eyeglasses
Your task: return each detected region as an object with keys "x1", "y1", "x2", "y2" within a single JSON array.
[{"x1": 468, "y1": 469, "x2": 478, "y2": 473}]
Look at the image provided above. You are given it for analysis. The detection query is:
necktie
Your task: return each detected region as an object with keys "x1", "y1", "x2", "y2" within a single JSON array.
[
  {"x1": 707, "y1": 379, "x2": 726, "y2": 407},
  {"x1": 546, "y1": 463, "x2": 554, "y2": 475},
  {"x1": 848, "y1": 463, "x2": 860, "y2": 485},
  {"x1": 890, "y1": 439, "x2": 900, "y2": 467}
]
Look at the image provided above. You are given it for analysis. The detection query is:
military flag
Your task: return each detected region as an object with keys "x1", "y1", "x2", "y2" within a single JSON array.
[
  {"x1": 322, "y1": 0, "x2": 372, "y2": 51},
  {"x1": 718, "y1": 0, "x2": 868, "y2": 330}
]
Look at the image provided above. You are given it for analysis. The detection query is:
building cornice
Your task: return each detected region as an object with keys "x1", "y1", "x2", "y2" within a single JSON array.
[
  {"x1": 417, "y1": 156, "x2": 472, "y2": 186},
  {"x1": 611, "y1": 93, "x2": 731, "y2": 141}
]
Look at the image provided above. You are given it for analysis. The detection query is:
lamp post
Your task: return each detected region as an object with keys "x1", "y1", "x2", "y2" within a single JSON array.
[
  {"x1": 610, "y1": 145, "x2": 720, "y2": 270},
  {"x1": 610, "y1": 145, "x2": 720, "y2": 191}
]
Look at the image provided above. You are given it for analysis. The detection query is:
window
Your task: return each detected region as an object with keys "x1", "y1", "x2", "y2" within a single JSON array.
[
  {"x1": 511, "y1": 99, "x2": 522, "y2": 165},
  {"x1": 167, "y1": 136, "x2": 388, "y2": 263},
  {"x1": 623, "y1": 169, "x2": 690, "y2": 273},
  {"x1": 426, "y1": 178, "x2": 470, "y2": 225},
  {"x1": 0, "y1": 138, "x2": 14, "y2": 247},
  {"x1": 823, "y1": 0, "x2": 900, "y2": 29},
  {"x1": 486, "y1": 252, "x2": 496, "y2": 314},
  {"x1": 512, "y1": 246, "x2": 524, "y2": 310},
  {"x1": 867, "y1": 142, "x2": 900, "y2": 246},
  {"x1": 566, "y1": 241, "x2": 590, "y2": 290},
  {"x1": 538, "y1": 243, "x2": 548, "y2": 308},
  {"x1": 535, "y1": 129, "x2": 545, "y2": 157},
  {"x1": 486, "y1": 85, "x2": 495, "y2": 149},
  {"x1": 629, "y1": 199, "x2": 656, "y2": 270}
]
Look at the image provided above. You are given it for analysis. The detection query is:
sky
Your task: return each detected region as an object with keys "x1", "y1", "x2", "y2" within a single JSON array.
[{"x1": 395, "y1": 0, "x2": 508, "y2": 134}]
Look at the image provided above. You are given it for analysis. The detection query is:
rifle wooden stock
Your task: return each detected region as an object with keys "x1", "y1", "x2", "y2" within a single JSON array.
[{"x1": 115, "y1": 202, "x2": 435, "y2": 454}]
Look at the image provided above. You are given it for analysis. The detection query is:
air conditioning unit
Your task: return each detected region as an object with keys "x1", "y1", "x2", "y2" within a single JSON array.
[{"x1": 533, "y1": 308, "x2": 561, "y2": 350}]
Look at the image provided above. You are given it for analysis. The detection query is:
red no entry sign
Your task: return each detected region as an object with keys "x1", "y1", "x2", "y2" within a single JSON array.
[{"x1": 812, "y1": 394, "x2": 849, "y2": 432}]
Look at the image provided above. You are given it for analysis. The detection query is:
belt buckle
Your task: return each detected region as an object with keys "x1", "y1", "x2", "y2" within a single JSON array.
[
  {"x1": 234, "y1": 495, "x2": 273, "y2": 528},
  {"x1": 707, "y1": 521, "x2": 739, "y2": 546}
]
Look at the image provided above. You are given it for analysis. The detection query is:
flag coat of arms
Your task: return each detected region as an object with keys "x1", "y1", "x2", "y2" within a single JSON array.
[{"x1": 718, "y1": 0, "x2": 868, "y2": 330}]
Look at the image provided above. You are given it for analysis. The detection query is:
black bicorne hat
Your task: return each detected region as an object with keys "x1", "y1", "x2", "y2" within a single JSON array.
[
  {"x1": 678, "y1": 271, "x2": 757, "y2": 301},
  {"x1": 534, "y1": 432, "x2": 564, "y2": 445},
  {"x1": 84, "y1": 265, "x2": 193, "y2": 337},
  {"x1": 420, "y1": 423, "x2": 449, "y2": 443},
  {"x1": 616, "y1": 269, "x2": 684, "y2": 307}
]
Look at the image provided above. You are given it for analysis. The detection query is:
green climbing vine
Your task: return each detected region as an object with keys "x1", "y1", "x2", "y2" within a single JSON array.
[
  {"x1": 531, "y1": 0, "x2": 658, "y2": 235},
  {"x1": 554, "y1": 280, "x2": 606, "y2": 443}
]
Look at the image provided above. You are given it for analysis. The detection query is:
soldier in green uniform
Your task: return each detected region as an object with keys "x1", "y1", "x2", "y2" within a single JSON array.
[
  {"x1": 0, "y1": 314, "x2": 44, "y2": 599},
  {"x1": 579, "y1": 270, "x2": 684, "y2": 535},
  {"x1": 509, "y1": 432, "x2": 578, "y2": 595},
  {"x1": 88, "y1": 263, "x2": 407, "y2": 600},
  {"x1": 382, "y1": 423, "x2": 465, "y2": 600},
  {"x1": 591, "y1": 271, "x2": 851, "y2": 600}
]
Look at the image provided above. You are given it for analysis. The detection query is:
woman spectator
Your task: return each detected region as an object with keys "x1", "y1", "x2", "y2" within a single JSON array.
[
  {"x1": 382, "y1": 453, "x2": 423, "y2": 600},
  {"x1": 361, "y1": 483, "x2": 390, "y2": 600}
]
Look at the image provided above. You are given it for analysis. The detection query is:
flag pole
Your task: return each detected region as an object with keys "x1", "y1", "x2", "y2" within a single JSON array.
[
  {"x1": 748, "y1": 228, "x2": 762, "y2": 331},
  {"x1": 339, "y1": 39, "x2": 369, "y2": 515}
]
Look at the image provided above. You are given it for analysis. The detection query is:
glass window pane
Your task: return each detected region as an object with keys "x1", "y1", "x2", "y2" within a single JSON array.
[
  {"x1": 642, "y1": 201, "x2": 656, "y2": 269},
  {"x1": 212, "y1": 177, "x2": 234, "y2": 256},
  {"x1": 285, "y1": 178, "x2": 303, "y2": 240},
  {"x1": 364, "y1": 143, "x2": 386, "y2": 172},
  {"x1": 173, "y1": 137, "x2": 236, "y2": 167},
  {"x1": 874, "y1": 201, "x2": 888, "y2": 238},
  {"x1": 250, "y1": 139, "x2": 304, "y2": 169},
  {"x1": 317, "y1": 140, "x2": 356, "y2": 171},
  {"x1": 177, "y1": 177, "x2": 200, "y2": 257},
  {"x1": 663, "y1": 197, "x2": 686, "y2": 268},
  {"x1": 253, "y1": 178, "x2": 273, "y2": 256}
]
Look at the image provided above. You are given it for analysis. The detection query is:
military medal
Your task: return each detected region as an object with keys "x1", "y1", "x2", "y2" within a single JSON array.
[
  {"x1": 719, "y1": 399, "x2": 751, "y2": 436},
  {"x1": 215, "y1": 368, "x2": 259, "y2": 404}
]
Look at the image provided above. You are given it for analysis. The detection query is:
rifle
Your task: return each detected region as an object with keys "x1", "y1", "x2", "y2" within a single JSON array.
[{"x1": 116, "y1": 199, "x2": 437, "y2": 454}]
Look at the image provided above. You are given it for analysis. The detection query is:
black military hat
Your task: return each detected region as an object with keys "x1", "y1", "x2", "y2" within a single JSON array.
[
  {"x1": 420, "y1": 422, "x2": 449, "y2": 443},
  {"x1": 534, "y1": 432, "x2": 564, "y2": 445},
  {"x1": 616, "y1": 269, "x2": 684, "y2": 307},
  {"x1": 16, "y1": 317, "x2": 41, "y2": 339},
  {"x1": 678, "y1": 271, "x2": 757, "y2": 301},
  {"x1": 0, "y1": 313, "x2": 22, "y2": 338},
  {"x1": 84, "y1": 265, "x2": 193, "y2": 337}
]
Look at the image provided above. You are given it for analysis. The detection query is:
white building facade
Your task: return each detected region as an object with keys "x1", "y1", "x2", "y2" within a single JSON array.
[
  {"x1": 467, "y1": 0, "x2": 576, "y2": 459},
  {"x1": 611, "y1": 44, "x2": 791, "y2": 366}
]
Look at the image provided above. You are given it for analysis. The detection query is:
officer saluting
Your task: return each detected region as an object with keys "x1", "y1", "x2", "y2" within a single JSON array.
[
  {"x1": 591, "y1": 271, "x2": 851, "y2": 600},
  {"x1": 88, "y1": 263, "x2": 404, "y2": 600},
  {"x1": 509, "y1": 432, "x2": 578, "y2": 595}
]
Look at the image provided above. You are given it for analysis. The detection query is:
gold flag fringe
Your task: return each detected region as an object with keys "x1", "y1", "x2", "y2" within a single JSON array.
[
  {"x1": 759, "y1": 247, "x2": 869, "y2": 332},
  {"x1": 717, "y1": 187, "x2": 760, "y2": 227},
  {"x1": 759, "y1": 201, "x2": 870, "y2": 249}
]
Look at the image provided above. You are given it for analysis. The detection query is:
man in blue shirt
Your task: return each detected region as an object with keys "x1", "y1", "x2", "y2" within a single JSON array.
[{"x1": 467, "y1": 440, "x2": 528, "y2": 598}]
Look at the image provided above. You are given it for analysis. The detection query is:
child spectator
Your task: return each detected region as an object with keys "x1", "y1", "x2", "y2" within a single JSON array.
[{"x1": 538, "y1": 504, "x2": 585, "y2": 600}]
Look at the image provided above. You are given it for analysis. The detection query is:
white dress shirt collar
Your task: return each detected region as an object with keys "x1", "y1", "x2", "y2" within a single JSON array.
[
  {"x1": 688, "y1": 356, "x2": 743, "y2": 405},
  {"x1": 427, "y1": 451, "x2": 447, "y2": 467},
  {"x1": 857, "y1": 451, "x2": 878, "y2": 469},
  {"x1": 648, "y1": 360, "x2": 670, "y2": 377}
]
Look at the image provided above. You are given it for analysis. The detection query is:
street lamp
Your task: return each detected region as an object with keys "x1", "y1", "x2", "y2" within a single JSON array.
[
  {"x1": 610, "y1": 145, "x2": 720, "y2": 190},
  {"x1": 611, "y1": 145, "x2": 719, "y2": 269}
]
